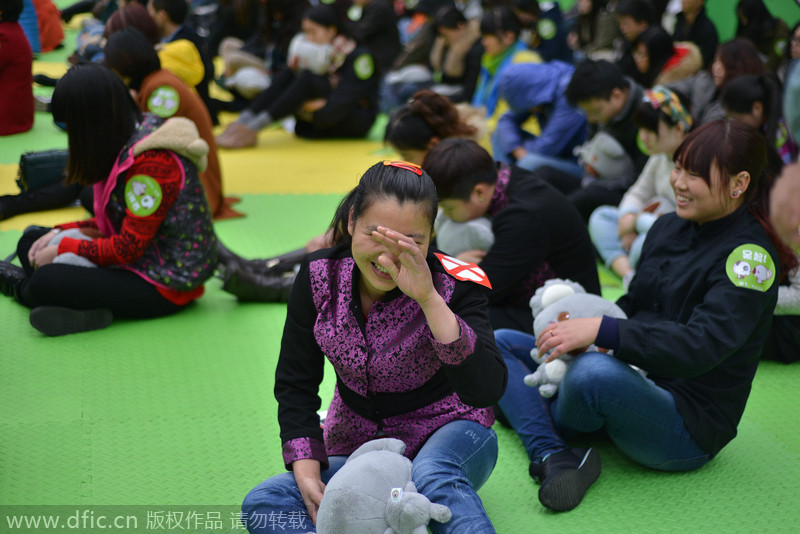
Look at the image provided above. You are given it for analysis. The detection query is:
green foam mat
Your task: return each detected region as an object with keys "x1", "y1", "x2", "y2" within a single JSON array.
[{"x1": 2, "y1": 193, "x2": 800, "y2": 533}]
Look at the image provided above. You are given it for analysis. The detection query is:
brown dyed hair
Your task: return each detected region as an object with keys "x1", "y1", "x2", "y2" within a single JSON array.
[
  {"x1": 385, "y1": 90, "x2": 477, "y2": 153},
  {"x1": 674, "y1": 120, "x2": 799, "y2": 278},
  {"x1": 715, "y1": 38, "x2": 766, "y2": 89}
]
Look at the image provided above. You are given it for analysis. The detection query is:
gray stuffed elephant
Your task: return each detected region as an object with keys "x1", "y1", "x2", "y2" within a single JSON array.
[
  {"x1": 316, "y1": 438, "x2": 452, "y2": 534},
  {"x1": 524, "y1": 278, "x2": 632, "y2": 397}
]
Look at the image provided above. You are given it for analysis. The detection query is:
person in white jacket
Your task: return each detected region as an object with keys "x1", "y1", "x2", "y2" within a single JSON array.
[{"x1": 588, "y1": 85, "x2": 692, "y2": 287}]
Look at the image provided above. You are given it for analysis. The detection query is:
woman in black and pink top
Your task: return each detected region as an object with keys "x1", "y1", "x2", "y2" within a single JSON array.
[{"x1": 241, "y1": 161, "x2": 508, "y2": 533}]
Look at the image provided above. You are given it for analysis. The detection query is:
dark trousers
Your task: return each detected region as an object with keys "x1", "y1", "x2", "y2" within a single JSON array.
[
  {"x1": 535, "y1": 166, "x2": 627, "y2": 222},
  {"x1": 248, "y1": 69, "x2": 376, "y2": 138},
  {"x1": 16, "y1": 227, "x2": 183, "y2": 318},
  {"x1": 249, "y1": 69, "x2": 332, "y2": 121},
  {"x1": 761, "y1": 315, "x2": 800, "y2": 363},
  {"x1": 0, "y1": 182, "x2": 83, "y2": 221}
]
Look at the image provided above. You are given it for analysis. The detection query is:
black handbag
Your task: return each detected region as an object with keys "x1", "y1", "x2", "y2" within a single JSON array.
[{"x1": 16, "y1": 149, "x2": 69, "y2": 192}]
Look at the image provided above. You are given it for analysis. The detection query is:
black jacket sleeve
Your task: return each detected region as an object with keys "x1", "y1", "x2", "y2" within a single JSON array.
[
  {"x1": 274, "y1": 258, "x2": 326, "y2": 445},
  {"x1": 436, "y1": 270, "x2": 508, "y2": 407},
  {"x1": 312, "y1": 47, "x2": 378, "y2": 129}
]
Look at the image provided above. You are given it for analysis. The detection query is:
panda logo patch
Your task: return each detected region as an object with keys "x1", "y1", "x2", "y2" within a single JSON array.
[
  {"x1": 148, "y1": 86, "x2": 180, "y2": 118},
  {"x1": 125, "y1": 175, "x2": 163, "y2": 217},
  {"x1": 726, "y1": 244, "x2": 776, "y2": 292},
  {"x1": 537, "y1": 19, "x2": 557, "y2": 41},
  {"x1": 353, "y1": 54, "x2": 374, "y2": 81}
]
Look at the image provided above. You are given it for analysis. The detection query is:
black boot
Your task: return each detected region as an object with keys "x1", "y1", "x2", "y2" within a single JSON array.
[
  {"x1": 0, "y1": 183, "x2": 83, "y2": 221},
  {"x1": 0, "y1": 261, "x2": 27, "y2": 302},
  {"x1": 254, "y1": 247, "x2": 307, "y2": 276},
  {"x1": 216, "y1": 241, "x2": 249, "y2": 270},
  {"x1": 221, "y1": 266, "x2": 295, "y2": 303},
  {"x1": 33, "y1": 73, "x2": 60, "y2": 87},
  {"x1": 217, "y1": 244, "x2": 306, "y2": 277}
]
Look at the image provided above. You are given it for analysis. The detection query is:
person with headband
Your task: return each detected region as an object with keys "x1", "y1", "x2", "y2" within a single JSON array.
[
  {"x1": 493, "y1": 119, "x2": 796, "y2": 512},
  {"x1": 588, "y1": 85, "x2": 692, "y2": 287},
  {"x1": 240, "y1": 160, "x2": 507, "y2": 533},
  {"x1": 215, "y1": 89, "x2": 489, "y2": 301}
]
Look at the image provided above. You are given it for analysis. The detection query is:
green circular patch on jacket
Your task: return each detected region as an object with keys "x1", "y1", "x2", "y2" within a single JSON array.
[
  {"x1": 348, "y1": 5, "x2": 362, "y2": 20},
  {"x1": 125, "y1": 175, "x2": 163, "y2": 217},
  {"x1": 538, "y1": 19, "x2": 557, "y2": 41},
  {"x1": 353, "y1": 54, "x2": 374, "y2": 80},
  {"x1": 726, "y1": 244, "x2": 776, "y2": 292},
  {"x1": 148, "y1": 86, "x2": 180, "y2": 118}
]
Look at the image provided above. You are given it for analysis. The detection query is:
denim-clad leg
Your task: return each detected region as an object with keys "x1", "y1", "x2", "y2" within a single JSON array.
[
  {"x1": 516, "y1": 152, "x2": 583, "y2": 179},
  {"x1": 554, "y1": 352, "x2": 710, "y2": 471},
  {"x1": 587, "y1": 205, "x2": 627, "y2": 268},
  {"x1": 242, "y1": 456, "x2": 347, "y2": 534},
  {"x1": 494, "y1": 329, "x2": 568, "y2": 460},
  {"x1": 242, "y1": 420, "x2": 499, "y2": 534},
  {"x1": 629, "y1": 212, "x2": 658, "y2": 268},
  {"x1": 412, "y1": 420, "x2": 498, "y2": 534}
]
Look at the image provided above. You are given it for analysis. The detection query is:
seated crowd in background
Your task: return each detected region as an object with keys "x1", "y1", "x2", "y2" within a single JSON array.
[{"x1": 2, "y1": 1, "x2": 800, "y2": 530}]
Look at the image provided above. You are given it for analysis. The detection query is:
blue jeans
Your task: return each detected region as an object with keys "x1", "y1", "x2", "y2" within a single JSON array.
[
  {"x1": 588, "y1": 205, "x2": 654, "y2": 269},
  {"x1": 516, "y1": 152, "x2": 583, "y2": 179},
  {"x1": 491, "y1": 131, "x2": 584, "y2": 179},
  {"x1": 495, "y1": 329, "x2": 710, "y2": 471},
  {"x1": 242, "y1": 420, "x2": 499, "y2": 533}
]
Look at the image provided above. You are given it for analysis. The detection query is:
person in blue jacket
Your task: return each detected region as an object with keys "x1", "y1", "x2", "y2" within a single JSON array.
[
  {"x1": 471, "y1": 5, "x2": 540, "y2": 121},
  {"x1": 493, "y1": 60, "x2": 587, "y2": 177},
  {"x1": 492, "y1": 119, "x2": 799, "y2": 512},
  {"x1": 18, "y1": 0, "x2": 40, "y2": 54}
]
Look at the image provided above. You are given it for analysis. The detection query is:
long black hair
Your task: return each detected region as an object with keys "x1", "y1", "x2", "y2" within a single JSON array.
[
  {"x1": 51, "y1": 63, "x2": 143, "y2": 186},
  {"x1": 104, "y1": 27, "x2": 161, "y2": 91},
  {"x1": 632, "y1": 25, "x2": 674, "y2": 88},
  {"x1": 329, "y1": 161, "x2": 438, "y2": 247},
  {"x1": 721, "y1": 73, "x2": 783, "y2": 148}
]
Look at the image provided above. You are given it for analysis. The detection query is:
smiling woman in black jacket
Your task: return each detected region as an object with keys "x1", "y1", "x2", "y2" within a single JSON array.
[{"x1": 493, "y1": 119, "x2": 798, "y2": 512}]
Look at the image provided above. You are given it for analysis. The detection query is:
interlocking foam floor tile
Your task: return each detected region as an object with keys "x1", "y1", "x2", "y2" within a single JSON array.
[
  {"x1": 4, "y1": 192, "x2": 800, "y2": 532},
  {"x1": 0, "y1": 422, "x2": 91, "y2": 505}
]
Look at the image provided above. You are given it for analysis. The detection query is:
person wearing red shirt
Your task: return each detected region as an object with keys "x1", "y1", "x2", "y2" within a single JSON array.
[{"x1": 0, "y1": 0, "x2": 34, "y2": 136}]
